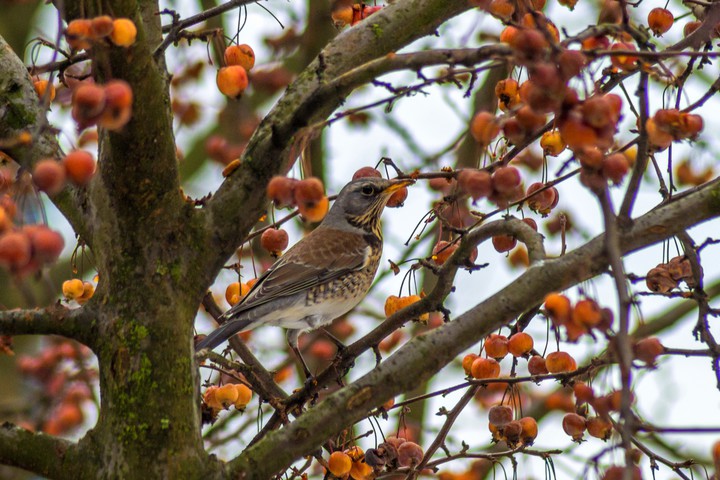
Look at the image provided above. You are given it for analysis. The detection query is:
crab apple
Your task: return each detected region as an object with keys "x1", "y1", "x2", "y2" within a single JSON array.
[
  {"x1": 602, "y1": 466, "x2": 642, "y2": 480},
  {"x1": 587, "y1": 416, "x2": 612, "y2": 440},
  {"x1": 540, "y1": 130, "x2": 566, "y2": 156},
  {"x1": 214, "y1": 384, "x2": 239, "y2": 408},
  {"x1": 713, "y1": 440, "x2": 720, "y2": 471},
  {"x1": 633, "y1": 337, "x2": 664, "y2": 365},
  {"x1": 499, "y1": 26, "x2": 519, "y2": 44},
  {"x1": 488, "y1": 405, "x2": 513, "y2": 427},
  {"x1": 680, "y1": 113, "x2": 703, "y2": 138},
  {"x1": 294, "y1": 177, "x2": 325, "y2": 205},
  {"x1": 110, "y1": 18, "x2": 137, "y2": 47},
  {"x1": 33, "y1": 80, "x2": 56, "y2": 102},
  {"x1": 63, "y1": 150, "x2": 96, "y2": 186},
  {"x1": 462, "y1": 353, "x2": 479, "y2": 375},
  {"x1": 298, "y1": 195, "x2": 329, "y2": 222},
  {"x1": 648, "y1": 8, "x2": 674, "y2": 36},
  {"x1": 487, "y1": 0, "x2": 515, "y2": 21},
  {"x1": 72, "y1": 83, "x2": 106, "y2": 128},
  {"x1": 558, "y1": 115, "x2": 597, "y2": 151},
  {"x1": 76, "y1": 281, "x2": 95, "y2": 304},
  {"x1": 501, "y1": 420, "x2": 522, "y2": 445},
  {"x1": 397, "y1": 441, "x2": 423, "y2": 467},
  {"x1": 99, "y1": 80, "x2": 133, "y2": 130},
  {"x1": 544, "y1": 292, "x2": 571, "y2": 325},
  {"x1": 26, "y1": 225, "x2": 64, "y2": 263},
  {"x1": 526, "y1": 183, "x2": 558, "y2": 215},
  {"x1": 491, "y1": 166, "x2": 521, "y2": 194},
  {"x1": 457, "y1": 169, "x2": 493, "y2": 201},
  {"x1": 203, "y1": 386, "x2": 222, "y2": 411},
  {"x1": 217, "y1": 66, "x2": 249, "y2": 98},
  {"x1": 573, "y1": 381, "x2": 594, "y2": 404},
  {"x1": 470, "y1": 111, "x2": 500, "y2": 145},
  {"x1": 684, "y1": 21, "x2": 702, "y2": 37},
  {"x1": 62, "y1": 279, "x2": 85, "y2": 299},
  {"x1": 233, "y1": 384, "x2": 253, "y2": 409},
  {"x1": 509, "y1": 28, "x2": 549, "y2": 63},
  {"x1": 260, "y1": 228, "x2": 289, "y2": 255},
  {"x1": 646, "y1": 118, "x2": 674, "y2": 150},
  {"x1": 33, "y1": 159, "x2": 66, "y2": 195},
  {"x1": 471, "y1": 357, "x2": 501, "y2": 379},
  {"x1": 515, "y1": 106, "x2": 547, "y2": 133},
  {"x1": 545, "y1": 351, "x2": 577, "y2": 373},
  {"x1": 352, "y1": 166, "x2": 382, "y2": 180},
  {"x1": 572, "y1": 298, "x2": 602, "y2": 328},
  {"x1": 89, "y1": 15, "x2": 114, "y2": 39},
  {"x1": 225, "y1": 282, "x2": 250, "y2": 306},
  {"x1": 266, "y1": 176, "x2": 297, "y2": 208},
  {"x1": 495, "y1": 78, "x2": 520, "y2": 111},
  {"x1": 577, "y1": 146, "x2": 604, "y2": 170},
  {"x1": 508, "y1": 332, "x2": 533, "y2": 357},
  {"x1": 0, "y1": 209, "x2": 11, "y2": 234},
  {"x1": 224, "y1": 44, "x2": 255, "y2": 71},
  {"x1": 528, "y1": 355, "x2": 549, "y2": 375},
  {"x1": 562, "y1": 413, "x2": 586, "y2": 441},
  {"x1": 492, "y1": 234, "x2": 516, "y2": 253},
  {"x1": 645, "y1": 266, "x2": 676, "y2": 293},
  {"x1": 432, "y1": 240, "x2": 458, "y2": 266},
  {"x1": 387, "y1": 186, "x2": 408, "y2": 207},
  {"x1": 602, "y1": 153, "x2": 630, "y2": 184},
  {"x1": 66, "y1": 19, "x2": 92, "y2": 50},
  {"x1": 519, "y1": 417, "x2": 538, "y2": 444},
  {"x1": 610, "y1": 42, "x2": 638, "y2": 71},
  {"x1": 328, "y1": 451, "x2": 352, "y2": 477},
  {"x1": 557, "y1": 49, "x2": 587, "y2": 80},
  {"x1": 349, "y1": 460, "x2": 373, "y2": 480},
  {"x1": 0, "y1": 230, "x2": 32, "y2": 270},
  {"x1": 484, "y1": 334, "x2": 509, "y2": 359}
]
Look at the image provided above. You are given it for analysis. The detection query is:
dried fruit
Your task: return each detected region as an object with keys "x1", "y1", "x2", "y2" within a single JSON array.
[{"x1": 488, "y1": 405, "x2": 513, "y2": 427}]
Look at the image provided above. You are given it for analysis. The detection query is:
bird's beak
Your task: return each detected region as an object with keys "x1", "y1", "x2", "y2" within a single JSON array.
[{"x1": 383, "y1": 178, "x2": 414, "y2": 194}]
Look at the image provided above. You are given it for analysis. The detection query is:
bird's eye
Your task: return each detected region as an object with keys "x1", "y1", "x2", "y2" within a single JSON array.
[{"x1": 361, "y1": 185, "x2": 375, "y2": 196}]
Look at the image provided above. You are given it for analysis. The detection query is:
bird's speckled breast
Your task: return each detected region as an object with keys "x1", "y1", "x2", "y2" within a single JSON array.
[{"x1": 306, "y1": 242, "x2": 381, "y2": 308}]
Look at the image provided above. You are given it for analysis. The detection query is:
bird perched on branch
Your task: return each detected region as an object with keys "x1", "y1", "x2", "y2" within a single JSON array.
[{"x1": 195, "y1": 176, "x2": 413, "y2": 378}]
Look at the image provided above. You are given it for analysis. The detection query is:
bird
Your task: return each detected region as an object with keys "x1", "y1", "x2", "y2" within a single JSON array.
[{"x1": 195, "y1": 176, "x2": 413, "y2": 378}]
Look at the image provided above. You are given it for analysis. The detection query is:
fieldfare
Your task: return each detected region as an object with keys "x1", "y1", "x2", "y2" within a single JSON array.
[{"x1": 196, "y1": 176, "x2": 413, "y2": 377}]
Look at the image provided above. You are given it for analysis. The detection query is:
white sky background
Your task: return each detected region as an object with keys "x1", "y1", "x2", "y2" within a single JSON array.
[{"x1": 24, "y1": 0, "x2": 720, "y2": 478}]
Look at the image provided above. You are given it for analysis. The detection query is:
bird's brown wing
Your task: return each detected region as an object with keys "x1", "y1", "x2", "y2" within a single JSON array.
[{"x1": 223, "y1": 227, "x2": 372, "y2": 318}]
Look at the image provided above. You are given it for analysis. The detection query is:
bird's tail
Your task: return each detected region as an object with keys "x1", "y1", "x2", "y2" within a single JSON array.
[{"x1": 195, "y1": 317, "x2": 253, "y2": 351}]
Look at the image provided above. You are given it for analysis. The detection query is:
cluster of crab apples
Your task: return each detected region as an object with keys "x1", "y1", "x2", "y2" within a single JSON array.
[
  {"x1": 0, "y1": 192, "x2": 65, "y2": 276},
  {"x1": 216, "y1": 44, "x2": 256, "y2": 98}
]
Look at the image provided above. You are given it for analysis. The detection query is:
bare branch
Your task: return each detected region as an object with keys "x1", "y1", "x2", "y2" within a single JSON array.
[
  {"x1": 0, "y1": 304, "x2": 96, "y2": 349},
  {"x1": 0, "y1": 423, "x2": 90, "y2": 479}
]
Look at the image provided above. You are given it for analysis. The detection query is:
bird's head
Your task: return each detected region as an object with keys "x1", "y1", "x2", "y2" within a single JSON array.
[{"x1": 325, "y1": 177, "x2": 414, "y2": 236}]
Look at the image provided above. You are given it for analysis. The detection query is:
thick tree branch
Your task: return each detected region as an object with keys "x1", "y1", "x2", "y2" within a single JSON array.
[
  {"x1": 0, "y1": 304, "x2": 96, "y2": 348},
  {"x1": 0, "y1": 423, "x2": 91, "y2": 479},
  {"x1": 227, "y1": 179, "x2": 720, "y2": 478},
  {"x1": 197, "y1": 0, "x2": 474, "y2": 286}
]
